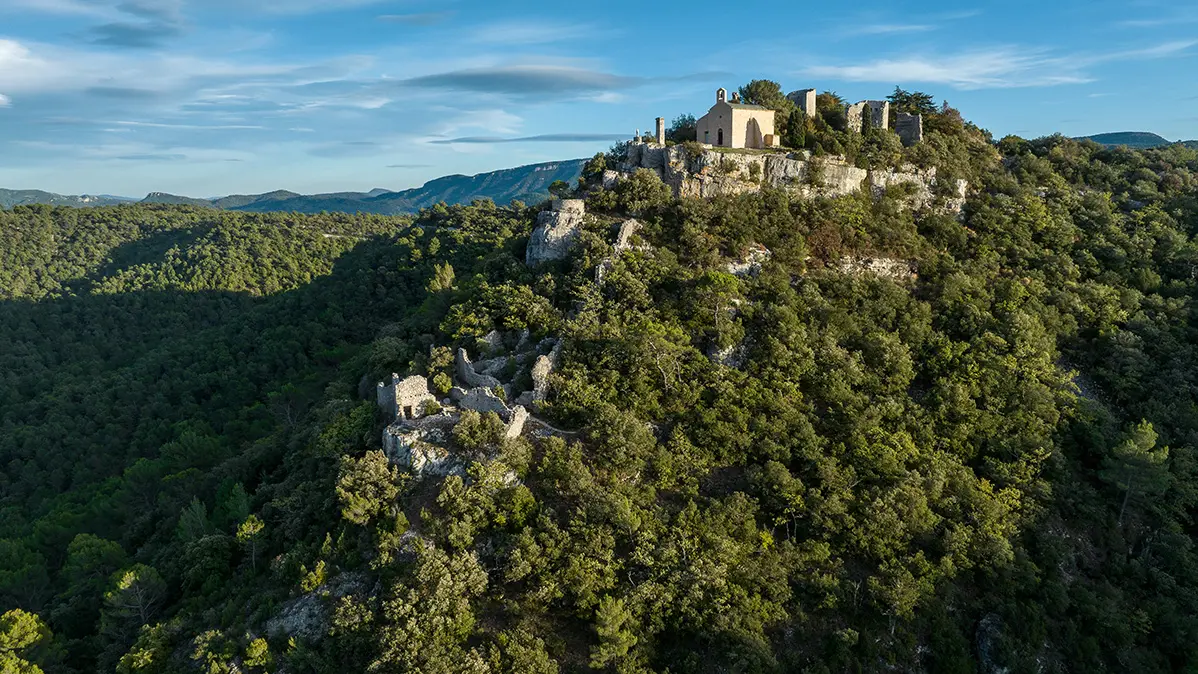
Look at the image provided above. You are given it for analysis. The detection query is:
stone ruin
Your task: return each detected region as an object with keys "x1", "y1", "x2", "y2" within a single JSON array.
[
  {"x1": 526, "y1": 199, "x2": 589, "y2": 266},
  {"x1": 847, "y1": 100, "x2": 890, "y2": 132},
  {"x1": 376, "y1": 374, "x2": 437, "y2": 421},
  {"x1": 895, "y1": 112, "x2": 923, "y2": 147},
  {"x1": 787, "y1": 88, "x2": 817, "y2": 117},
  {"x1": 378, "y1": 335, "x2": 561, "y2": 479},
  {"x1": 619, "y1": 141, "x2": 968, "y2": 213}
]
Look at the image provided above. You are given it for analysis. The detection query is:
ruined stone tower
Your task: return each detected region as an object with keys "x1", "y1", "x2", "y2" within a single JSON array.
[
  {"x1": 895, "y1": 112, "x2": 923, "y2": 146},
  {"x1": 787, "y1": 89, "x2": 817, "y2": 117},
  {"x1": 846, "y1": 100, "x2": 890, "y2": 133},
  {"x1": 655, "y1": 117, "x2": 665, "y2": 145}
]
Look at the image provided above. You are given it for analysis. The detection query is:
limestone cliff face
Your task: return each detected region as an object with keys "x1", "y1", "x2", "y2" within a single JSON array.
[
  {"x1": 526, "y1": 199, "x2": 589, "y2": 266},
  {"x1": 620, "y1": 143, "x2": 967, "y2": 212}
]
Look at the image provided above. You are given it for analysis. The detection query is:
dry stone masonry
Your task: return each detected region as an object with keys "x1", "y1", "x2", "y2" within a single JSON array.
[
  {"x1": 896, "y1": 113, "x2": 924, "y2": 147},
  {"x1": 846, "y1": 100, "x2": 890, "y2": 132},
  {"x1": 376, "y1": 374, "x2": 436, "y2": 421}
]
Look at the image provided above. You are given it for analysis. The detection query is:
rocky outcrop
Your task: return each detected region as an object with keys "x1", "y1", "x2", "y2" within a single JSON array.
[
  {"x1": 265, "y1": 572, "x2": 370, "y2": 641},
  {"x1": 526, "y1": 199, "x2": 588, "y2": 266},
  {"x1": 456, "y1": 348, "x2": 502, "y2": 389},
  {"x1": 505, "y1": 405, "x2": 529, "y2": 439},
  {"x1": 726, "y1": 243, "x2": 771, "y2": 277},
  {"x1": 614, "y1": 219, "x2": 641, "y2": 252},
  {"x1": 620, "y1": 142, "x2": 967, "y2": 213},
  {"x1": 383, "y1": 414, "x2": 461, "y2": 477},
  {"x1": 832, "y1": 256, "x2": 915, "y2": 282}
]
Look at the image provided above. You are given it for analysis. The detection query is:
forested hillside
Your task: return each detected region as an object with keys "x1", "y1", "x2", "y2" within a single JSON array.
[{"x1": 1, "y1": 98, "x2": 1197, "y2": 673}]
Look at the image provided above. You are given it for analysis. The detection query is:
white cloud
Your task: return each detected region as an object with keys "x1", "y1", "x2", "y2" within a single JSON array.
[
  {"x1": 806, "y1": 49, "x2": 1090, "y2": 88},
  {"x1": 847, "y1": 24, "x2": 936, "y2": 36},
  {"x1": 111, "y1": 120, "x2": 265, "y2": 130},
  {"x1": 805, "y1": 41, "x2": 1198, "y2": 89},
  {"x1": 0, "y1": 94, "x2": 9, "y2": 107},
  {"x1": 466, "y1": 20, "x2": 607, "y2": 46}
]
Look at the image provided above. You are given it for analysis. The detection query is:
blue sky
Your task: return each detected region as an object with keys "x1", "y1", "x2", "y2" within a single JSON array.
[{"x1": 0, "y1": 0, "x2": 1195, "y2": 197}]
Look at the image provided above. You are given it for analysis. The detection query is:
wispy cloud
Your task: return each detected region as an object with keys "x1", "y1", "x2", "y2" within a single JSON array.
[
  {"x1": 846, "y1": 23, "x2": 936, "y2": 36},
  {"x1": 112, "y1": 120, "x2": 266, "y2": 130},
  {"x1": 387, "y1": 163, "x2": 433, "y2": 168},
  {"x1": 113, "y1": 152, "x2": 187, "y2": 161},
  {"x1": 378, "y1": 12, "x2": 455, "y2": 26},
  {"x1": 0, "y1": 94, "x2": 10, "y2": 107},
  {"x1": 430, "y1": 133, "x2": 627, "y2": 145},
  {"x1": 307, "y1": 140, "x2": 383, "y2": 158},
  {"x1": 401, "y1": 65, "x2": 639, "y2": 95},
  {"x1": 805, "y1": 40, "x2": 1198, "y2": 89},
  {"x1": 87, "y1": 20, "x2": 181, "y2": 48},
  {"x1": 465, "y1": 20, "x2": 606, "y2": 45}
]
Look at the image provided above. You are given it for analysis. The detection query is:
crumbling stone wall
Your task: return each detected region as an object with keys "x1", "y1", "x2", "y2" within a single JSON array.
[
  {"x1": 847, "y1": 100, "x2": 890, "y2": 132},
  {"x1": 787, "y1": 89, "x2": 817, "y2": 117},
  {"x1": 896, "y1": 112, "x2": 923, "y2": 147},
  {"x1": 376, "y1": 374, "x2": 436, "y2": 421}
]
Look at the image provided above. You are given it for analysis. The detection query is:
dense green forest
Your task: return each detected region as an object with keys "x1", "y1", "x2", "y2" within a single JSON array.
[{"x1": 2, "y1": 87, "x2": 1197, "y2": 673}]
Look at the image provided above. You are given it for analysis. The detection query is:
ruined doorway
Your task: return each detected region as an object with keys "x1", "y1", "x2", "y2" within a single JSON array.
[{"x1": 403, "y1": 405, "x2": 414, "y2": 419}]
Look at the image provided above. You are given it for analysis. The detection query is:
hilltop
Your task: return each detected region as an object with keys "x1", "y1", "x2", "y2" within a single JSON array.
[
  {"x1": 1079, "y1": 131, "x2": 1198, "y2": 149},
  {"x1": 0, "y1": 189, "x2": 133, "y2": 209}
]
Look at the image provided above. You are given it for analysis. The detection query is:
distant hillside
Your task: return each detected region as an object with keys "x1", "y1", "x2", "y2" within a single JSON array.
[
  {"x1": 141, "y1": 192, "x2": 213, "y2": 208},
  {"x1": 3, "y1": 160, "x2": 586, "y2": 214},
  {"x1": 1079, "y1": 132, "x2": 1198, "y2": 149},
  {"x1": 231, "y1": 159, "x2": 587, "y2": 215},
  {"x1": 0, "y1": 189, "x2": 131, "y2": 209}
]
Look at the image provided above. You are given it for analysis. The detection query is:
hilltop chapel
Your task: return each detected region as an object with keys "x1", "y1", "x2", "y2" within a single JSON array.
[{"x1": 695, "y1": 88, "x2": 777, "y2": 149}]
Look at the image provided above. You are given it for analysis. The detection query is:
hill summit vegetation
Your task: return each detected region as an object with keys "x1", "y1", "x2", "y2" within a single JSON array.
[{"x1": 1, "y1": 82, "x2": 1198, "y2": 673}]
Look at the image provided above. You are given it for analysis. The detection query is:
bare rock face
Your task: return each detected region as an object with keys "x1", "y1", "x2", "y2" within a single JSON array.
[
  {"x1": 456, "y1": 348, "x2": 502, "y2": 389},
  {"x1": 265, "y1": 572, "x2": 369, "y2": 641},
  {"x1": 383, "y1": 414, "x2": 461, "y2": 477},
  {"x1": 526, "y1": 199, "x2": 588, "y2": 266},
  {"x1": 505, "y1": 405, "x2": 529, "y2": 439},
  {"x1": 726, "y1": 243, "x2": 771, "y2": 277},
  {"x1": 619, "y1": 144, "x2": 967, "y2": 214},
  {"x1": 833, "y1": 256, "x2": 916, "y2": 282},
  {"x1": 614, "y1": 219, "x2": 641, "y2": 252}
]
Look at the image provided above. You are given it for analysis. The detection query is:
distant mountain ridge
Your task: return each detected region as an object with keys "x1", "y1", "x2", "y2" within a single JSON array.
[
  {"x1": 1079, "y1": 132, "x2": 1198, "y2": 149},
  {"x1": 5, "y1": 160, "x2": 587, "y2": 214},
  {"x1": 0, "y1": 189, "x2": 133, "y2": 209}
]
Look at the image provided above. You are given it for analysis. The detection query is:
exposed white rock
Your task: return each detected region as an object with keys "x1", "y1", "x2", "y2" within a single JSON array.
[
  {"x1": 481, "y1": 329, "x2": 504, "y2": 351},
  {"x1": 833, "y1": 256, "x2": 915, "y2": 281},
  {"x1": 265, "y1": 573, "x2": 369, "y2": 641},
  {"x1": 505, "y1": 405, "x2": 529, "y2": 439},
  {"x1": 619, "y1": 144, "x2": 967, "y2": 214},
  {"x1": 726, "y1": 243, "x2": 771, "y2": 277},
  {"x1": 383, "y1": 414, "x2": 462, "y2": 477},
  {"x1": 526, "y1": 199, "x2": 588, "y2": 266},
  {"x1": 614, "y1": 219, "x2": 642, "y2": 252}
]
